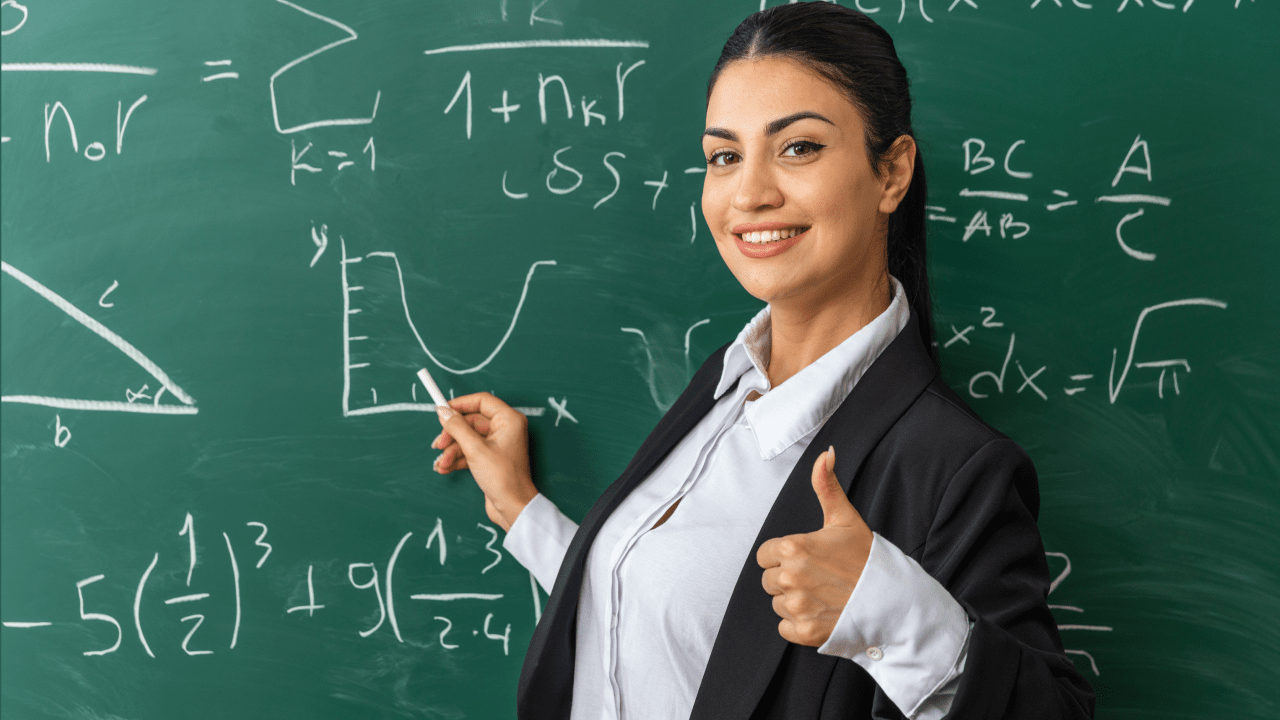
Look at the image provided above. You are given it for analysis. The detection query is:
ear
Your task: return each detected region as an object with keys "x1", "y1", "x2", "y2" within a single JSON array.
[{"x1": 878, "y1": 135, "x2": 917, "y2": 215}]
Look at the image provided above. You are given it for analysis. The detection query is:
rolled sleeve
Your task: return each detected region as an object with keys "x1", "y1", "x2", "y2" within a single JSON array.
[
  {"x1": 501, "y1": 492, "x2": 578, "y2": 594},
  {"x1": 817, "y1": 531, "x2": 971, "y2": 719}
]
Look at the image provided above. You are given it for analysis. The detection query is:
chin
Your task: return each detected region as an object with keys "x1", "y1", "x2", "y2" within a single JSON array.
[{"x1": 728, "y1": 273, "x2": 799, "y2": 305}]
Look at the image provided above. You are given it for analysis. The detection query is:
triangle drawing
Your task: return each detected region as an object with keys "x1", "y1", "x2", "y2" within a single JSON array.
[{"x1": 1, "y1": 260, "x2": 198, "y2": 415}]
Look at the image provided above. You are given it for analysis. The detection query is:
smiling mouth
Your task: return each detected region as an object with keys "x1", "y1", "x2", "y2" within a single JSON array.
[{"x1": 735, "y1": 227, "x2": 810, "y2": 244}]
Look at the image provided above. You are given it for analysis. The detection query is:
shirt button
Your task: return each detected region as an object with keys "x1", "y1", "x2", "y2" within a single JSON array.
[{"x1": 866, "y1": 646, "x2": 883, "y2": 661}]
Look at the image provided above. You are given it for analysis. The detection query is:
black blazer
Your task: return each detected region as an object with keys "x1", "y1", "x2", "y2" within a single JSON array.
[{"x1": 517, "y1": 315, "x2": 1095, "y2": 719}]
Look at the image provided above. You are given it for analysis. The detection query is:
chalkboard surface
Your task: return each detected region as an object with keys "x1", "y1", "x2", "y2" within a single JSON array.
[{"x1": 2, "y1": 0, "x2": 1277, "y2": 718}]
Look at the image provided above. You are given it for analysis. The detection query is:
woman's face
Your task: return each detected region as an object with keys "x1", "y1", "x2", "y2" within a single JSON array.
[{"x1": 701, "y1": 56, "x2": 912, "y2": 308}]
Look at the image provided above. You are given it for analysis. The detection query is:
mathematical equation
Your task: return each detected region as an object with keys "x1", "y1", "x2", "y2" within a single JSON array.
[
  {"x1": 0, "y1": 513, "x2": 535, "y2": 658},
  {"x1": 761, "y1": 0, "x2": 1255, "y2": 22},
  {"x1": 930, "y1": 134, "x2": 1180, "y2": 263},
  {"x1": 929, "y1": 132, "x2": 1228, "y2": 404},
  {"x1": 943, "y1": 297, "x2": 1227, "y2": 403}
]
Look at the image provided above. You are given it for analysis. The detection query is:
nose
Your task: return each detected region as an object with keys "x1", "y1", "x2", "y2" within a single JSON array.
[{"x1": 732, "y1": 156, "x2": 784, "y2": 212}]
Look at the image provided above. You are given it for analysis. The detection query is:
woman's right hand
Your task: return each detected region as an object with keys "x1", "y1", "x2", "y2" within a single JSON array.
[{"x1": 431, "y1": 392, "x2": 538, "y2": 533}]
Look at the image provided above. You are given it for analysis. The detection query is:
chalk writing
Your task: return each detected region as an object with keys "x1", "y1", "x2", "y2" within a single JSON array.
[
  {"x1": 952, "y1": 298, "x2": 1228, "y2": 403},
  {"x1": 1047, "y1": 551, "x2": 1113, "y2": 676},
  {"x1": 4, "y1": 513, "x2": 529, "y2": 658}
]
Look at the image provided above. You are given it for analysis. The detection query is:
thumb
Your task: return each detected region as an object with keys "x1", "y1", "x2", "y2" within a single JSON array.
[
  {"x1": 441, "y1": 408, "x2": 488, "y2": 458},
  {"x1": 812, "y1": 446, "x2": 858, "y2": 528}
]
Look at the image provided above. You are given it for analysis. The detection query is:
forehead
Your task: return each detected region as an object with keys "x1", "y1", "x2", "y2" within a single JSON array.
[{"x1": 705, "y1": 56, "x2": 860, "y2": 131}]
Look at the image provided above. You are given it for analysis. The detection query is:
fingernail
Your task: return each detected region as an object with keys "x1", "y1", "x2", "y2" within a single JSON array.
[
  {"x1": 827, "y1": 445, "x2": 836, "y2": 474},
  {"x1": 437, "y1": 406, "x2": 454, "y2": 422}
]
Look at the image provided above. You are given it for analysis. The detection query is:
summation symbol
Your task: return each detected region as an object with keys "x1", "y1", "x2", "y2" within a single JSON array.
[{"x1": 270, "y1": 0, "x2": 380, "y2": 135}]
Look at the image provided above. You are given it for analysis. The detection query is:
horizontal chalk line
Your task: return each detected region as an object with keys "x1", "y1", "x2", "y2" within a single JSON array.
[
  {"x1": 345, "y1": 403, "x2": 544, "y2": 417},
  {"x1": 1, "y1": 396, "x2": 199, "y2": 414},
  {"x1": 424, "y1": 39, "x2": 648, "y2": 55},
  {"x1": 2, "y1": 62, "x2": 158, "y2": 75}
]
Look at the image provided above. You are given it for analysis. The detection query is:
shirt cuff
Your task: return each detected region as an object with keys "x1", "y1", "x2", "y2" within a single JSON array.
[
  {"x1": 816, "y1": 532, "x2": 970, "y2": 718},
  {"x1": 501, "y1": 492, "x2": 578, "y2": 594},
  {"x1": 910, "y1": 623, "x2": 971, "y2": 720}
]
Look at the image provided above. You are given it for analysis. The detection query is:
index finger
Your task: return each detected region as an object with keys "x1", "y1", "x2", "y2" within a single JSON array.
[{"x1": 446, "y1": 391, "x2": 517, "y2": 420}]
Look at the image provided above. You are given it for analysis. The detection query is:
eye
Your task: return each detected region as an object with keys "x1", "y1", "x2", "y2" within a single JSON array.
[
  {"x1": 782, "y1": 140, "x2": 825, "y2": 158},
  {"x1": 706, "y1": 149, "x2": 740, "y2": 167}
]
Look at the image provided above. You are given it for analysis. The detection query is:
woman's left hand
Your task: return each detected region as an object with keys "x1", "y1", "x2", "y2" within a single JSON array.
[{"x1": 757, "y1": 446, "x2": 874, "y2": 647}]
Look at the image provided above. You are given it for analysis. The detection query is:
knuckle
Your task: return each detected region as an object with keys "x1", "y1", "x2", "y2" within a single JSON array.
[
  {"x1": 785, "y1": 595, "x2": 806, "y2": 617},
  {"x1": 776, "y1": 569, "x2": 796, "y2": 589}
]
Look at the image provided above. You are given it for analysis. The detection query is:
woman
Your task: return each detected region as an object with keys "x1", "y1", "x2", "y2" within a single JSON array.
[{"x1": 430, "y1": 4, "x2": 1094, "y2": 719}]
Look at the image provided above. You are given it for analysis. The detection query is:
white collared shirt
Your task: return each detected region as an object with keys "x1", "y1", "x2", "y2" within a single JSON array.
[{"x1": 504, "y1": 277, "x2": 971, "y2": 719}]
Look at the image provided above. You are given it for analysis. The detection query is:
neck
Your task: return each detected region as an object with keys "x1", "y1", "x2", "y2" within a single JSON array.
[{"x1": 765, "y1": 271, "x2": 892, "y2": 389}]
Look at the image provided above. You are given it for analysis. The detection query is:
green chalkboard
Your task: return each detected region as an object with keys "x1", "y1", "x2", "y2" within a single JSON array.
[{"x1": 2, "y1": 0, "x2": 1277, "y2": 717}]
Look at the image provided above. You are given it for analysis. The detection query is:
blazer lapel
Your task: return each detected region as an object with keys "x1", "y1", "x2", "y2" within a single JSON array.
[
  {"x1": 689, "y1": 315, "x2": 938, "y2": 720},
  {"x1": 517, "y1": 343, "x2": 736, "y2": 719}
]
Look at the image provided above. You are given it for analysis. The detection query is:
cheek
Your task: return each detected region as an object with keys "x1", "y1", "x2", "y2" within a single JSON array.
[
  {"x1": 805, "y1": 169, "x2": 879, "y2": 244},
  {"x1": 701, "y1": 182, "x2": 729, "y2": 238}
]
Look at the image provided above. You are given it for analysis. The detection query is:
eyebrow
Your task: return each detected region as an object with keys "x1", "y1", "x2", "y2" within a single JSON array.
[{"x1": 702, "y1": 111, "x2": 835, "y2": 142}]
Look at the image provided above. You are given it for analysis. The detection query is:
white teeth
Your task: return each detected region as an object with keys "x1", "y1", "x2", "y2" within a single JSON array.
[{"x1": 739, "y1": 228, "x2": 806, "y2": 244}]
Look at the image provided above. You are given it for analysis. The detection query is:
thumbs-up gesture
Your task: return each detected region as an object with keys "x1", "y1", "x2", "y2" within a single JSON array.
[{"x1": 757, "y1": 446, "x2": 874, "y2": 647}]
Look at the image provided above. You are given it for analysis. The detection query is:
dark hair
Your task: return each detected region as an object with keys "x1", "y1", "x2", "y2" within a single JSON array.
[{"x1": 708, "y1": 2, "x2": 937, "y2": 365}]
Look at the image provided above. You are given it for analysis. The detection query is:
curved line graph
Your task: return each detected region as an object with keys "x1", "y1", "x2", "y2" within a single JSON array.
[
  {"x1": 340, "y1": 239, "x2": 555, "y2": 416},
  {"x1": 1, "y1": 260, "x2": 197, "y2": 414},
  {"x1": 270, "y1": 0, "x2": 380, "y2": 134},
  {"x1": 369, "y1": 250, "x2": 555, "y2": 375}
]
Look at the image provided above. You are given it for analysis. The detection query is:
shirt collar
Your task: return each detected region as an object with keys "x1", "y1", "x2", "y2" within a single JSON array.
[{"x1": 713, "y1": 276, "x2": 911, "y2": 460}]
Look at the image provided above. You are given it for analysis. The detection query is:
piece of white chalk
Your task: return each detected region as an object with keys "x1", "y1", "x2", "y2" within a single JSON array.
[{"x1": 416, "y1": 368, "x2": 453, "y2": 418}]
